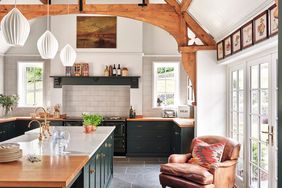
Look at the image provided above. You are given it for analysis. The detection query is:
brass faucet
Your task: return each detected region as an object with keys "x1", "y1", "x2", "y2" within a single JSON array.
[{"x1": 29, "y1": 107, "x2": 52, "y2": 141}]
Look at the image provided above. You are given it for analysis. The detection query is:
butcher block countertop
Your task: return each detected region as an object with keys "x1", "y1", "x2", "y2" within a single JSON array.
[
  {"x1": 127, "y1": 117, "x2": 195, "y2": 128},
  {"x1": 0, "y1": 156, "x2": 88, "y2": 188},
  {"x1": 0, "y1": 117, "x2": 67, "y2": 124},
  {"x1": 0, "y1": 126, "x2": 115, "y2": 187}
]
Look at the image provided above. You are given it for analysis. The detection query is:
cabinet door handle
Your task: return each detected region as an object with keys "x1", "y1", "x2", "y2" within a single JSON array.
[
  {"x1": 137, "y1": 125, "x2": 142, "y2": 128},
  {"x1": 90, "y1": 169, "x2": 95, "y2": 174},
  {"x1": 157, "y1": 136, "x2": 162, "y2": 138},
  {"x1": 175, "y1": 132, "x2": 180, "y2": 135}
]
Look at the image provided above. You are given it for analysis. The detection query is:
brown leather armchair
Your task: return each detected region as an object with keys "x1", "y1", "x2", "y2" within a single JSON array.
[{"x1": 159, "y1": 136, "x2": 241, "y2": 188}]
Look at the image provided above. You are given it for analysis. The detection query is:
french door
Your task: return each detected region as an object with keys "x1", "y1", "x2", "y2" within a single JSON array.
[{"x1": 229, "y1": 52, "x2": 277, "y2": 188}]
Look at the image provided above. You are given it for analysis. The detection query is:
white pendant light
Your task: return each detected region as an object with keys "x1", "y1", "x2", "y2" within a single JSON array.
[
  {"x1": 37, "y1": 0, "x2": 58, "y2": 59},
  {"x1": 0, "y1": 8, "x2": 30, "y2": 46},
  {"x1": 60, "y1": 0, "x2": 76, "y2": 67},
  {"x1": 37, "y1": 30, "x2": 58, "y2": 59},
  {"x1": 60, "y1": 44, "x2": 76, "y2": 67}
]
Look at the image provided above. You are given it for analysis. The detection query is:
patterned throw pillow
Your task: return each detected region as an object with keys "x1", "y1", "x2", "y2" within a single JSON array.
[{"x1": 188, "y1": 139, "x2": 226, "y2": 169}]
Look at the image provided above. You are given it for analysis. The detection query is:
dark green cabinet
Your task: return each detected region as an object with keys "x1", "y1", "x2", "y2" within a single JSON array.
[
  {"x1": 127, "y1": 121, "x2": 194, "y2": 156},
  {"x1": 171, "y1": 123, "x2": 194, "y2": 154},
  {"x1": 84, "y1": 133, "x2": 114, "y2": 188},
  {"x1": 127, "y1": 121, "x2": 171, "y2": 157},
  {"x1": 0, "y1": 121, "x2": 16, "y2": 142}
]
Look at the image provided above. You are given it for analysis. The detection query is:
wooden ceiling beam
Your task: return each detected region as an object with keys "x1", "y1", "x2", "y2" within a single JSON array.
[
  {"x1": 183, "y1": 12, "x2": 215, "y2": 46},
  {"x1": 164, "y1": 0, "x2": 181, "y2": 14},
  {"x1": 179, "y1": 45, "x2": 216, "y2": 53},
  {"x1": 181, "y1": 0, "x2": 192, "y2": 12}
]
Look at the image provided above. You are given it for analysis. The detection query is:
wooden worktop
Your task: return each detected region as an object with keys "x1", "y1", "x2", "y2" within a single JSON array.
[
  {"x1": 0, "y1": 156, "x2": 88, "y2": 188},
  {"x1": 127, "y1": 117, "x2": 195, "y2": 128},
  {"x1": 0, "y1": 117, "x2": 77, "y2": 124}
]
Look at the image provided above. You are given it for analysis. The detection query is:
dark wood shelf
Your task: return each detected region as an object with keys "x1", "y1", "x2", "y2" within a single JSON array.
[{"x1": 50, "y1": 76, "x2": 140, "y2": 88}]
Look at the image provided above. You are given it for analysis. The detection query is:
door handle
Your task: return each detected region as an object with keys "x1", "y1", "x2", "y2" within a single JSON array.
[{"x1": 262, "y1": 126, "x2": 274, "y2": 146}]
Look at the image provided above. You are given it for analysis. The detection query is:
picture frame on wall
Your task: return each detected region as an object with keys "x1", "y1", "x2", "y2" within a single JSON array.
[
  {"x1": 231, "y1": 29, "x2": 242, "y2": 53},
  {"x1": 217, "y1": 42, "x2": 224, "y2": 60},
  {"x1": 253, "y1": 11, "x2": 268, "y2": 43},
  {"x1": 242, "y1": 21, "x2": 253, "y2": 49},
  {"x1": 223, "y1": 36, "x2": 232, "y2": 57},
  {"x1": 269, "y1": 5, "x2": 278, "y2": 36}
]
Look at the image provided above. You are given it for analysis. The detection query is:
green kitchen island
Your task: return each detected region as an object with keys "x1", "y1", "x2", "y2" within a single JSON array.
[{"x1": 0, "y1": 126, "x2": 115, "y2": 188}]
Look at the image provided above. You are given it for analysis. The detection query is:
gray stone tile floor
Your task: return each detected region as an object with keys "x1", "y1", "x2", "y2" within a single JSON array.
[{"x1": 108, "y1": 157, "x2": 168, "y2": 188}]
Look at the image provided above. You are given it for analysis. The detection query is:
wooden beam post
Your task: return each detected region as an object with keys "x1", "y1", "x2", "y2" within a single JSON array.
[
  {"x1": 181, "y1": 0, "x2": 192, "y2": 12},
  {"x1": 181, "y1": 52, "x2": 197, "y2": 101},
  {"x1": 164, "y1": 0, "x2": 181, "y2": 14}
]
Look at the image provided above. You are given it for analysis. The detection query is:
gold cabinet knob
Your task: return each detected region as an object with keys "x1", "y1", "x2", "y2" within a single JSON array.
[{"x1": 90, "y1": 169, "x2": 95, "y2": 174}]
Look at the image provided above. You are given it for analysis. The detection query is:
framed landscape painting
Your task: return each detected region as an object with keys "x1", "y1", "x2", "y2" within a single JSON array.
[
  {"x1": 77, "y1": 16, "x2": 117, "y2": 48},
  {"x1": 231, "y1": 29, "x2": 241, "y2": 53},
  {"x1": 269, "y1": 5, "x2": 278, "y2": 36},
  {"x1": 217, "y1": 42, "x2": 224, "y2": 60},
  {"x1": 242, "y1": 21, "x2": 253, "y2": 49},
  {"x1": 223, "y1": 36, "x2": 232, "y2": 57},
  {"x1": 253, "y1": 11, "x2": 268, "y2": 44}
]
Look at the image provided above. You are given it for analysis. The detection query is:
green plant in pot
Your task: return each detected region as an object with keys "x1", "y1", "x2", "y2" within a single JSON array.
[
  {"x1": 0, "y1": 94, "x2": 19, "y2": 117},
  {"x1": 82, "y1": 114, "x2": 103, "y2": 133}
]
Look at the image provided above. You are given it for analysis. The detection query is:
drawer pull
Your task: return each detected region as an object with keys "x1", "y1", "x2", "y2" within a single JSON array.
[
  {"x1": 175, "y1": 132, "x2": 180, "y2": 135},
  {"x1": 137, "y1": 125, "x2": 143, "y2": 128},
  {"x1": 90, "y1": 169, "x2": 95, "y2": 174}
]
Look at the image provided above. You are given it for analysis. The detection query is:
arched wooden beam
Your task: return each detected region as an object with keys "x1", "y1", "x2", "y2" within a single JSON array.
[
  {"x1": 0, "y1": 3, "x2": 216, "y2": 103},
  {"x1": 0, "y1": 4, "x2": 186, "y2": 46}
]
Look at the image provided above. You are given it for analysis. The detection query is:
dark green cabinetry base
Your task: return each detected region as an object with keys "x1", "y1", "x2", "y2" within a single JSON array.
[
  {"x1": 127, "y1": 121, "x2": 194, "y2": 157},
  {"x1": 84, "y1": 133, "x2": 114, "y2": 188}
]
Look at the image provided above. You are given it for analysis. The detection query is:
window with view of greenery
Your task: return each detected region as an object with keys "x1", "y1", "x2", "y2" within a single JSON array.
[
  {"x1": 18, "y1": 63, "x2": 44, "y2": 107},
  {"x1": 153, "y1": 62, "x2": 179, "y2": 108}
]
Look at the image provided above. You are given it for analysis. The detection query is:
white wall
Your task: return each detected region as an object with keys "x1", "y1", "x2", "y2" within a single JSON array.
[
  {"x1": 196, "y1": 51, "x2": 227, "y2": 136},
  {"x1": 143, "y1": 23, "x2": 179, "y2": 55},
  {"x1": 49, "y1": 15, "x2": 143, "y2": 114}
]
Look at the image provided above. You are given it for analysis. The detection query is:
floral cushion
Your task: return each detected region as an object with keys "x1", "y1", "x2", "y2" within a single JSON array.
[{"x1": 188, "y1": 139, "x2": 226, "y2": 169}]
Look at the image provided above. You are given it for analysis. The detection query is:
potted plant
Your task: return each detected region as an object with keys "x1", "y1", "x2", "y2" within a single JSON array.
[
  {"x1": 82, "y1": 114, "x2": 103, "y2": 133},
  {"x1": 0, "y1": 94, "x2": 19, "y2": 117}
]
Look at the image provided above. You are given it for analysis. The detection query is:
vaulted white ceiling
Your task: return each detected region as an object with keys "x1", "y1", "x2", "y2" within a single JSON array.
[{"x1": 188, "y1": 0, "x2": 274, "y2": 41}]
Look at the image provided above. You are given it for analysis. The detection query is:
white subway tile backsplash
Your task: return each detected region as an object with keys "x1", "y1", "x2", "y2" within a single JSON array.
[{"x1": 62, "y1": 85, "x2": 130, "y2": 117}]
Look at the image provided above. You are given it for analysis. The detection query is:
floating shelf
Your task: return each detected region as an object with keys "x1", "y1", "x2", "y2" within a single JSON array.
[{"x1": 50, "y1": 76, "x2": 140, "y2": 88}]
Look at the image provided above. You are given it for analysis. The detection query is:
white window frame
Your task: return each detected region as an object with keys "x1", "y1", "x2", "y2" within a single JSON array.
[
  {"x1": 18, "y1": 62, "x2": 44, "y2": 107},
  {"x1": 153, "y1": 62, "x2": 180, "y2": 108}
]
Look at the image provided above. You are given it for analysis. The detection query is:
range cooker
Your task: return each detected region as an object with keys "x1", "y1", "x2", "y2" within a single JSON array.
[
  {"x1": 61, "y1": 116, "x2": 127, "y2": 156},
  {"x1": 102, "y1": 116, "x2": 127, "y2": 156}
]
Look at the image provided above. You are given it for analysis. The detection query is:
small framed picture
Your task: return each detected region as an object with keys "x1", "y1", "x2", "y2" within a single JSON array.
[
  {"x1": 217, "y1": 42, "x2": 224, "y2": 60},
  {"x1": 269, "y1": 5, "x2": 278, "y2": 36},
  {"x1": 242, "y1": 21, "x2": 253, "y2": 49},
  {"x1": 231, "y1": 29, "x2": 242, "y2": 53},
  {"x1": 253, "y1": 11, "x2": 268, "y2": 43},
  {"x1": 223, "y1": 36, "x2": 232, "y2": 57}
]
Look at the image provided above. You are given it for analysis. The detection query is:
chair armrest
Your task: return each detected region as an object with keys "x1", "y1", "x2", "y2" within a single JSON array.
[
  {"x1": 209, "y1": 160, "x2": 238, "y2": 173},
  {"x1": 168, "y1": 153, "x2": 192, "y2": 163}
]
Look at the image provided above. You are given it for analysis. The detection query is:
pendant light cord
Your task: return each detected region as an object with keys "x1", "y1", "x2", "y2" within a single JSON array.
[
  {"x1": 14, "y1": 0, "x2": 16, "y2": 8},
  {"x1": 67, "y1": 0, "x2": 70, "y2": 15},
  {"x1": 47, "y1": 0, "x2": 50, "y2": 30}
]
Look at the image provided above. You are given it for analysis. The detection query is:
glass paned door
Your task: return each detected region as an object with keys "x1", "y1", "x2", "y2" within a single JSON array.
[
  {"x1": 231, "y1": 68, "x2": 245, "y2": 181},
  {"x1": 248, "y1": 55, "x2": 275, "y2": 188}
]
